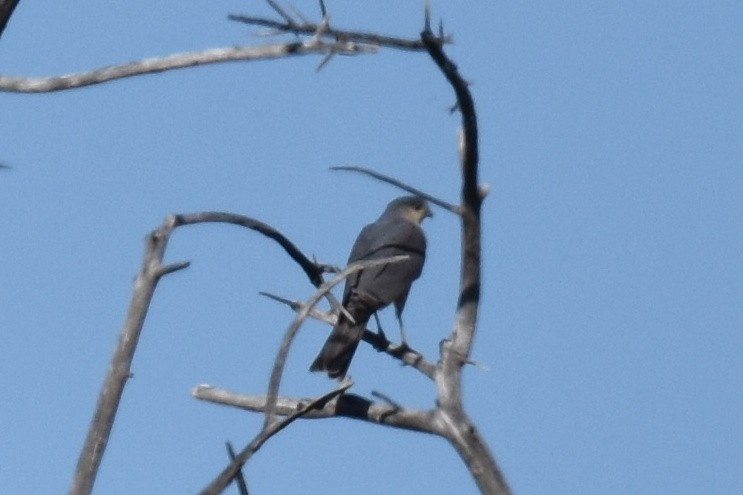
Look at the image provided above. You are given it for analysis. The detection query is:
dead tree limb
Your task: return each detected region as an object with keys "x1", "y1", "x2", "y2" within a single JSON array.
[
  {"x1": 69, "y1": 216, "x2": 189, "y2": 495},
  {"x1": 0, "y1": 40, "x2": 375, "y2": 93},
  {"x1": 225, "y1": 442, "x2": 249, "y2": 495},
  {"x1": 69, "y1": 210, "x2": 338, "y2": 495},
  {"x1": 421, "y1": 22, "x2": 511, "y2": 495},
  {"x1": 0, "y1": 4, "x2": 449, "y2": 94}
]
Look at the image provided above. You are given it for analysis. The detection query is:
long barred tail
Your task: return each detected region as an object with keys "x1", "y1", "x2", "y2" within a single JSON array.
[{"x1": 309, "y1": 318, "x2": 367, "y2": 379}]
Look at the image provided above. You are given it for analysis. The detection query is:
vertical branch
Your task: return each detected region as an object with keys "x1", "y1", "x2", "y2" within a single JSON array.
[
  {"x1": 422, "y1": 25, "x2": 510, "y2": 495},
  {"x1": 69, "y1": 217, "x2": 189, "y2": 495}
]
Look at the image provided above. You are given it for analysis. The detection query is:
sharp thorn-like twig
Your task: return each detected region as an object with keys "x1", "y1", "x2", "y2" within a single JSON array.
[
  {"x1": 330, "y1": 165, "x2": 460, "y2": 214},
  {"x1": 371, "y1": 390, "x2": 403, "y2": 409},
  {"x1": 226, "y1": 442, "x2": 250, "y2": 495},
  {"x1": 266, "y1": 0, "x2": 296, "y2": 27}
]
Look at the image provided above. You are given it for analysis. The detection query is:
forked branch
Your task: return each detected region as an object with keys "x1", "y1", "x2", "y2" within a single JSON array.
[{"x1": 69, "y1": 210, "x2": 339, "y2": 495}]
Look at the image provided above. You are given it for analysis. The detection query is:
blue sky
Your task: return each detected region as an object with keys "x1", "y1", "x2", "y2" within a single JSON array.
[{"x1": 1, "y1": 1, "x2": 741, "y2": 493}]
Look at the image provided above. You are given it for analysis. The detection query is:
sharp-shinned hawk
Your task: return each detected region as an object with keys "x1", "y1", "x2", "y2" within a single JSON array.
[{"x1": 310, "y1": 195, "x2": 432, "y2": 379}]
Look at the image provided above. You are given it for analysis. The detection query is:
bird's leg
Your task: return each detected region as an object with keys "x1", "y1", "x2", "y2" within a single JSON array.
[
  {"x1": 396, "y1": 314, "x2": 410, "y2": 350},
  {"x1": 372, "y1": 311, "x2": 387, "y2": 340}
]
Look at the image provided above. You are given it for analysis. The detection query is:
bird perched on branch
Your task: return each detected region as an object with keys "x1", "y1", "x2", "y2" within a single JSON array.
[{"x1": 310, "y1": 195, "x2": 432, "y2": 379}]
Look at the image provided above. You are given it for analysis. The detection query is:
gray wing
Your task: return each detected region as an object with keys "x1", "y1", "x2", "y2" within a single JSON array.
[{"x1": 343, "y1": 214, "x2": 426, "y2": 311}]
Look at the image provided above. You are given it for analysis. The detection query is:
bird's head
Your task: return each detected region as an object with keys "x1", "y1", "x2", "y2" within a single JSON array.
[{"x1": 387, "y1": 195, "x2": 433, "y2": 224}]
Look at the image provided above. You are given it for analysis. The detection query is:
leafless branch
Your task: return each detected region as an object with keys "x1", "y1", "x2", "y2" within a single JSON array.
[
  {"x1": 0, "y1": 3, "x2": 452, "y2": 95},
  {"x1": 225, "y1": 443, "x2": 249, "y2": 495},
  {"x1": 330, "y1": 165, "x2": 460, "y2": 214},
  {"x1": 421, "y1": 25, "x2": 511, "y2": 495},
  {"x1": 193, "y1": 385, "x2": 441, "y2": 434},
  {"x1": 173, "y1": 211, "x2": 327, "y2": 287},
  {"x1": 69, "y1": 210, "x2": 345, "y2": 495},
  {"x1": 198, "y1": 380, "x2": 353, "y2": 495},
  {"x1": 228, "y1": 13, "x2": 450, "y2": 51},
  {"x1": 54, "y1": 2, "x2": 509, "y2": 492},
  {"x1": 0, "y1": 40, "x2": 374, "y2": 93},
  {"x1": 69, "y1": 216, "x2": 187, "y2": 495},
  {"x1": 259, "y1": 291, "x2": 437, "y2": 379}
]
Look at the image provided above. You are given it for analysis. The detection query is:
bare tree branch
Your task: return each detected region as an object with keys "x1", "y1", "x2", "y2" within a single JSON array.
[
  {"x1": 173, "y1": 211, "x2": 328, "y2": 287},
  {"x1": 69, "y1": 210, "x2": 345, "y2": 495},
  {"x1": 225, "y1": 443, "x2": 249, "y2": 495},
  {"x1": 228, "y1": 13, "x2": 450, "y2": 51},
  {"x1": 193, "y1": 385, "x2": 442, "y2": 435},
  {"x1": 53, "y1": 2, "x2": 509, "y2": 492},
  {"x1": 69, "y1": 216, "x2": 186, "y2": 495},
  {"x1": 0, "y1": 40, "x2": 374, "y2": 93},
  {"x1": 259, "y1": 291, "x2": 437, "y2": 379},
  {"x1": 421, "y1": 26, "x2": 511, "y2": 495},
  {"x1": 0, "y1": 4, "x2": 451, "y2": 95},
  {"x1": 330, "y1": 165, "x2": 460, "y2": 214},
  {"x1": 198, "y1": 380, "x2": 353, "y2": 495}
]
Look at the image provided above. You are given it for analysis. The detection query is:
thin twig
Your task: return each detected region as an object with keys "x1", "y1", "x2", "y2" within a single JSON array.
[
  {"x1": 225, "y1": 442, "x2": 249, "y2": 495},
  {"x1": 330, "y1": 165, "x2": 460, "y2": 214},
  {"x1": 371, "y1": 390, "x2": 403, "y2": 409},
  {"x1": 266, "y1": 0, "x2": 297, "y2": 27}
]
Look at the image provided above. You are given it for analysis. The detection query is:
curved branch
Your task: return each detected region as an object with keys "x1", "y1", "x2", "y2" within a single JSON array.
[
  {"x1": 422, "y1": 24, "x2": 511, "y2": 495},
  {"x1": 69, "y1": 210, "x2": 341, "y2": 495},
  {"x1": 173, "y1": 211, "x2": 327, "y2": 287},
  {"x1": 330, "y1": 165, "x2": 459, "y2": 214}
]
